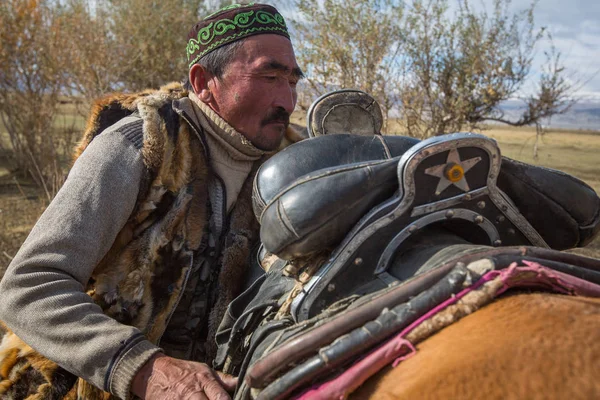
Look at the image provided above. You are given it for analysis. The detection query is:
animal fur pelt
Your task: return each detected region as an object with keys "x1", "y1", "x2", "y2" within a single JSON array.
[
  {"x1": 0, "y1": 81, "x2": 306, "y2": 399},
  {"x1": 1, "y1": 82, "x2": 209, "y2": 399}
]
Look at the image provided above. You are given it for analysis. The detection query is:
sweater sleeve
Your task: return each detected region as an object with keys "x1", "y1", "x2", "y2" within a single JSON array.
[{"x1": 0, "y1": 116, "x2": 161, "y2": 399}]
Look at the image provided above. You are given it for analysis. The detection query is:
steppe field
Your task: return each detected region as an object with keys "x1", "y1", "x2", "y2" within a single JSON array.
[
  {"x1": 485, "y1": 126, "x2": 600, "y2": 259},
  {"x1": 1, "y1": 112, "x2": 600, "y2": 276}
]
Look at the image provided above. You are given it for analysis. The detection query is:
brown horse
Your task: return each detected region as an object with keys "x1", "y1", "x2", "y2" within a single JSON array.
[{"x1": 351, "y1": 292, "x2": 600, "y2": 400}]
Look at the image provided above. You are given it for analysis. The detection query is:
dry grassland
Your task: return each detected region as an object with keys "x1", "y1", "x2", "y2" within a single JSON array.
[
  {"x1": 486, "y1": 126, "x2": 600, "y2": 194},
  {"x1": 485, "y1": 126, "x2": 600, "y2": 259}
]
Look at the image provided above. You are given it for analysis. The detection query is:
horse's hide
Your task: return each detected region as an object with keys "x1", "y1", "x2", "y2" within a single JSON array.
[
  {"x1": 351, "y1": 292, "x2": 600, "y2": 400},
  {"x1": 215, "y1": 244, "x2": 600, "y2": 400},
  {"x1": 290, "y1": 260, "x2": 600, "y2": 400}
]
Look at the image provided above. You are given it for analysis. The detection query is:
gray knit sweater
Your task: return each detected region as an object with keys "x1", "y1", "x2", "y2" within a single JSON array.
[
  {"x1": 0, "y1": 116, "x2": 154, "y2": 397},
  {"x1": 0, "y1": 98, "x2": 266, "y2": 398}
]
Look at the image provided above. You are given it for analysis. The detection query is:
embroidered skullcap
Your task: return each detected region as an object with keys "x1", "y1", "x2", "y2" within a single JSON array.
[{"x1": 186, "y1": 3, "x2": 290, "y2": 69}]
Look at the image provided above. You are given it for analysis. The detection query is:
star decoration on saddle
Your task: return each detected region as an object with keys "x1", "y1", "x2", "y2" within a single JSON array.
[{"x1": 424, "y1": 148, "x2": 482, "y2": 195}]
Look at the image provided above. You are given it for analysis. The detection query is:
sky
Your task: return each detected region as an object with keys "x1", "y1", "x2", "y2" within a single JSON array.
[
  {"x1": 418, "y1": 0, "x2": 600, "y2": 100},
  {"x1": 489, "y1": 0, "x2": 600, "y2": 101}
]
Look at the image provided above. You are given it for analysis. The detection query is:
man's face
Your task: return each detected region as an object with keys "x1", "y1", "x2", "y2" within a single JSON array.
[{"x1": 205, "y1": 35, "x2": 302, "y2": 151}]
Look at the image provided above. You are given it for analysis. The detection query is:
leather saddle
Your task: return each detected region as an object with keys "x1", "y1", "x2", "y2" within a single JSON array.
[
  {"x1": 253, "y1": 132, "x2": 600, "y2": 320},
  {"x1": 216, "y1": 129, "x2": 600, "y2": 399}
]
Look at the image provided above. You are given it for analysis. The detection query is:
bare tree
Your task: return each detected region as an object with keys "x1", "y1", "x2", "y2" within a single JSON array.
[
  {"x1": 54, "y1": 0, "x2": 119, "y2": 103},
  {"x1": 56, "y1": 0, "x2": 221, "y2": 100},
  {"x1": 0, "y1": 0, "x2": 231, "y2": 197},
  {"x1": 107, "y1": 0, "x2": 210, "y2": 91},
  {"x1": 485, "y1": 42, "x2": 576, "y2": 158},
  {"x1": 292, "y1": 0, "x2": 575, "y2": 139},
  {"x1": 397, "y1": 0, "x2": 575, "y2": 139},
  {"x1": 0, "y1": 0, "x2": 71, "y2": 199},
  {"x1": 292, "y1": 0, "x2": 402, "y2": 132}
]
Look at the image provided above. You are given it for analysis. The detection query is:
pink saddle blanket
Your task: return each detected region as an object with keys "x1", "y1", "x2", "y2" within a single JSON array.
[{"x1": 296, "y1": 261, "x2": 600, "y2": 400}]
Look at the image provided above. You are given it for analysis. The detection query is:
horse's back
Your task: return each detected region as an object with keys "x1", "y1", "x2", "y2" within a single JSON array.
[{"x1": 352, "y1": 292, "x2": 600, "y2": 400}]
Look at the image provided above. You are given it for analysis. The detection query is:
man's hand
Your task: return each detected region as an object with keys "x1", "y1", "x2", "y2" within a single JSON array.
[{"x1": 131, "y1": 353, "x2": 237, "y2": 400}]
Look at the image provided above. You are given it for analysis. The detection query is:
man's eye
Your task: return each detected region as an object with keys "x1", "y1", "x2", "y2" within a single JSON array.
[{"x1": 264, "y1": 76, "x2": 278, "y2": 81}]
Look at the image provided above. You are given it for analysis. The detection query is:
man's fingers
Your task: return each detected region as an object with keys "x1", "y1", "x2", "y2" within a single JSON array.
[
  {"x1": 187, "y1": 392, "x2": 209, "y2": 400},
  {"x1": 216, "y1": 372, "x2": 238, "y2": 392},
  {"x1": 201, "y1": 374, "x2": 232, "y2": 400},
  {"x1": 136, "y1": 354, "x2": 234, "y2": 400}
]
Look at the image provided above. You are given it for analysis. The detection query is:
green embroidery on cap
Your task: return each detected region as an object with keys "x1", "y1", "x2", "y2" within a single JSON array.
[
  {"x1": 187, "y1": 26, "x2": 289, "y2": 68},
  {"x1": 255, "y1": 10, "x2": 284, "y2": 25},
  {"x1": 203, "y1": 3, "x2": 255, "y2": 20},
  {"x1": 186, "y1": 10, "x2": 288, "y2": 62}
]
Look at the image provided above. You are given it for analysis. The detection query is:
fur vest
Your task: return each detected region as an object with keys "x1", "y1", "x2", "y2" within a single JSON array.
[{"x1": 0, "y1": 83, "x2": 266, "y2": 399}]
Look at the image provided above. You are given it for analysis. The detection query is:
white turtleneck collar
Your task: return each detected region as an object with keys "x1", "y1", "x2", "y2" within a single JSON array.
[{"x1": 180, "y1": 92, "x2": 271, "y2": 213}]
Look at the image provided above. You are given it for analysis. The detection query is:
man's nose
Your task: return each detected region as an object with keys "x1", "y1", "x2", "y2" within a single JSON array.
[{"x1": 273, "y1": 82, "x2": 296, "y2": 114}]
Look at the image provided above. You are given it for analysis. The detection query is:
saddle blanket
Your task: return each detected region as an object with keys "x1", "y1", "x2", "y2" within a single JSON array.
[{"x1": 294, "y1": 261, "x2": 600, "y2": 400}]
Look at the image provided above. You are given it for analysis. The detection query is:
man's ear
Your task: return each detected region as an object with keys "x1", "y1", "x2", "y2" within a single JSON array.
[{"x1": 189, "y1": 64, "x2": 212, "y2": 102}]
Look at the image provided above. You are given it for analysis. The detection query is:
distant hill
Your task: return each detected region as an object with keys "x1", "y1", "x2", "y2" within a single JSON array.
[
  {"x1": 302, "y1": 93, "x2": 600, "y2": 132},
  {"x1": 497, "y1": 100, "x2": 600, "y2": 131}
]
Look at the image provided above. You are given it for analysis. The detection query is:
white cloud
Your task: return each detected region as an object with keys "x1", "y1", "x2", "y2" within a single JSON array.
[
  {"x1": 580, "y1": 19, "x2": 600, "y2": 33},
  {"x1": 470, "y1": 0, "x2": 600, "y2": 97}
]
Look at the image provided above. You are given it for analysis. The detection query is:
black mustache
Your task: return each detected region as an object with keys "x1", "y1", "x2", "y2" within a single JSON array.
[{"x1": 261, "y1": 108, "x2": 290, "y2": 126}]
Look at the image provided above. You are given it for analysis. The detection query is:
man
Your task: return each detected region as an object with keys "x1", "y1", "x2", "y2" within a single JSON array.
[{"x1": 0, "y1": 3, "x2": 303, "y2": 399}]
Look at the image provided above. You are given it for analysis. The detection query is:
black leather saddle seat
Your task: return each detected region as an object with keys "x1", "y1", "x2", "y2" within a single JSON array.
[
  {"x1": 253, "y1": 134, "x2": 419, "y2": 258},
  {"x1": 254, "y1": 133, "x2": 600, "y2": 261}
]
